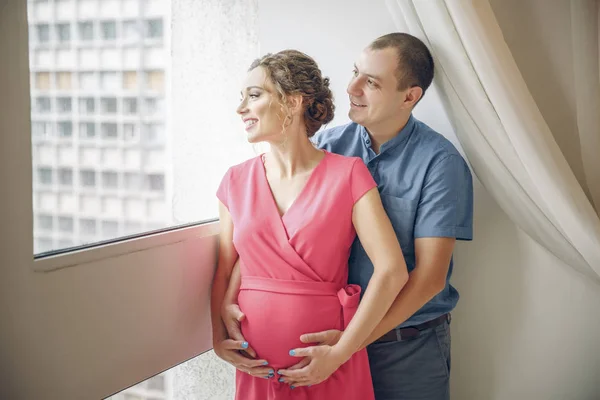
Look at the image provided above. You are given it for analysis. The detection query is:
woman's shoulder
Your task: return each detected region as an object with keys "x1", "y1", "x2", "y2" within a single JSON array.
[{"x1": 324, "y1": 150, "x2": 366, "y2": 170}]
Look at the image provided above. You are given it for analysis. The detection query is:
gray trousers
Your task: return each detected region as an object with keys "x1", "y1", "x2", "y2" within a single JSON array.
[{"x1": 366, "y1": 320, "x2": 451, "y2": 400}]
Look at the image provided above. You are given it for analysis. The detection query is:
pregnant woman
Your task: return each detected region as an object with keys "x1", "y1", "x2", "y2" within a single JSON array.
[{"x1": 211, "y1": 50, "x2": 408, "y2": 399}]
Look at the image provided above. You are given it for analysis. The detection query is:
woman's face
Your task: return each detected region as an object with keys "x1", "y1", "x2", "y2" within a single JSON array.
[{"x1": 237, "y1": 66, "x2": 285, "y2": 144}]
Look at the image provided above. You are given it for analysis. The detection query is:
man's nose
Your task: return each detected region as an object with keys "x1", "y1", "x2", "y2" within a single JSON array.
[{"x1": 347, "y1": 78, "x2": 362, "y2": 97}]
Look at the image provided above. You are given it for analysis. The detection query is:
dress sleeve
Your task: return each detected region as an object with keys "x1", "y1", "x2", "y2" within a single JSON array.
[
  {"x1": 350, "y1": 158, "x2": 377, "y2": 204},
  {"x1": 216, "y1": 167, "x2": 232, "y2": 209}
]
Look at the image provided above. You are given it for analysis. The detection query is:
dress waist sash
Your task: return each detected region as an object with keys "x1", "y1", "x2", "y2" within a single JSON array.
[{"x1": 240, "y1": 276, "x2": 361, "y2": 328}]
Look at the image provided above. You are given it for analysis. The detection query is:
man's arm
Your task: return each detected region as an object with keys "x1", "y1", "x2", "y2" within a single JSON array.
[{"x1": 360, "y1": 236, "x2": 455, "y2": 347}]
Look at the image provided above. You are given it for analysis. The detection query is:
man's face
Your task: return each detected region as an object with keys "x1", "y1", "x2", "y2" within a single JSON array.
[{"x1": 347, "y1": 47, "x2": 408, "y2": 130}]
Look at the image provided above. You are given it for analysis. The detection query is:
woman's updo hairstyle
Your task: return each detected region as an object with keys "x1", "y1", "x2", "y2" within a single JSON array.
[{"x1": 248, "y1": 50, "x2": 335, "y2": 137}]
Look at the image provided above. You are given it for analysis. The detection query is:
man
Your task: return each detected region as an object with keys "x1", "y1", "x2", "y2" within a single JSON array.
[{"x1": 217, "y1": 33, "x2": 473, "y2": 399}]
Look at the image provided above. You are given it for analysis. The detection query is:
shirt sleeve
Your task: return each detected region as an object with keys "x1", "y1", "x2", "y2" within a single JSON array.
[
  {"x1": 350, "y1": 158, "x2": 377, "y2": 204},
  {"x1": 216, "y1": 167, "x2": 232, "y2": 209},
  {"x1": 414, "y1": 154, "x2": 473, "y2": 240}
]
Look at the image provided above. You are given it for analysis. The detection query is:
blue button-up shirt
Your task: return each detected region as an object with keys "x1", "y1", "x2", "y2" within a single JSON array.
[{"x1": 315, "y1": 115, "x2": 473, "y2": 327}]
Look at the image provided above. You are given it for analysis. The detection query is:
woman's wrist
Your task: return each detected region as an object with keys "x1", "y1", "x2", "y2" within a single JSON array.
[{"x1": 330, "y1": 342, "x2": 355, "y2": 366}]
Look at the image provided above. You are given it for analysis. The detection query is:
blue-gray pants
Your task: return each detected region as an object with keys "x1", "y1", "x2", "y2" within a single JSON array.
[{"x1": 366, "y1": 320, "x2": 451, "y2": 400}]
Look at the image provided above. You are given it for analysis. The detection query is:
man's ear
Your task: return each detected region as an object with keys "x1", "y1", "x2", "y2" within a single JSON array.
[{"x1": 403, "y1": 86, "x2": 423, "y2": 109}]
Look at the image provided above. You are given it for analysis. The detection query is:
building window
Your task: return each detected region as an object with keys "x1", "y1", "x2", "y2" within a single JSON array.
[
  {"x1": 142, "y1": 123, "x2": 163, "y2": 143},
  {"x1": 36, "y1": 24, "x2": 50, "y2": 43},
  {"x1": 56, "y1": 72, "x2": 72, "y2": 90},
  {"x1": 58, "y1": 168, "x2": 73, "y2": 186},
  {"x1": 58, "y1": 216, "x2": 74, "y2": 233},
  {"x1": 80, "y1": 218, "x2": 97, "y2": 236},
  {"x1": 100, "y1": 72, "x2": 118, "y2": 91},
  {"x1": 123, "y1": 20, "x2": 140, "y2": 41},
  {"x1": 145, "y1": 19, "x2": 163, "y2": 39},
  {"x1": 100, "y1": 97, "x2": 118, "y2": 114},
  {"x1": 124, "y1": 172, "x2": 142, "y2": 191},
  {"x1": 79, "y1": 97, "x2": 95, "y2": 114},
  {"x1": 101, "y1": 21, "x2": 117, "y2": 40},
  {"x1": 123, "y1": 98, "x2": 137, "y2": 114},
  {"x1": 79, "y1": 122, "x2": 96, "y2": 139},
  {"x1": 102, "y1": 171, "x2": 118, "y2": 189},
  {"x1": 37, "y1": 214, "x2": 53, "y2": 231},
  {"x1": 79, "y1": 72, "x2": 98, "y2": 90},
  {"x1": 38, "y1": 167, "x2": 53, "y2": 185},
  {"x1": 57, "y1": 122, "x2": 73, "y2": 138},
  {"x1": 147, "y1": 173, "x2": 164, "y2": 191},
  {"x1": 80, "y1": 170, "x2": 96, "y2": 187},
  {"x1": 35, "y1": 97, "x2": 52, "y2": 113},
  {"x1": 36, "y1": 72, "x2": 51, "y2": 90},
  {"x1": 56, "y1": 23, "x2": 71, "y2": 43},
  {"x1": 56, "y1": 97, "x2": 72, "y2": 113},
  {"x1": 78, "y1": 22, "x2": 94, "y2": 41},
  {"x1": 101, "y1": 220, "x2": 119, "y2": 237},
  {"x1": 123, "y1": 71, "x2": 138, "y2": 90},
  {"x1": 145, "y1": 70, "x2": 164, "y2": 92},
  {"x1": 32, "y1": 122, "x2": 53, "y2": 138},
  {"x1": 123, "y1": 123, "x2": 137, "y2": 142},
  {"x1": 101, "y1": 123, "x2": 118, "y2": 140}
]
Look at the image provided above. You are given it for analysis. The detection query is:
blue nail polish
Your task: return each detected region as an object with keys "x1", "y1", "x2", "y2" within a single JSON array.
[
  {"x1": 269, "y1": 369, "x2": 274, "y2": 374},
  {"x1": 241, "y1": 342, "x2": 249, "y2": 349},
  {"x1": 262, "y1": 361, "x2": 268, "y2": 365},
  {"x1": 278, "y1": 378, "x2": 284, "y2": 383},
  {"x1": 289, "y1": 349, "x2": 295, "y2": 356},
  {"x1": 291, "y1": 386, "x2": 295, "y2": 390},
  {"x1": 277, "y1": 370, "x2": 283, "y2": 375}
]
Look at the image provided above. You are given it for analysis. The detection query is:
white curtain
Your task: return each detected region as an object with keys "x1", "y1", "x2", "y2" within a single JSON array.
[{"x1": 385, "y1": 0, "x2": 600, "y2": 282}]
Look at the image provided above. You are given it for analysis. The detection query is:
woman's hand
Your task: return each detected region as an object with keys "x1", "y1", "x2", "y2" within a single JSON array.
[
  {"x1": 213, "y1": 338, "x2": 273, "y2": 379},
  {"x1": 276, "y1": 344, "x2": 349, "y2": 388}
]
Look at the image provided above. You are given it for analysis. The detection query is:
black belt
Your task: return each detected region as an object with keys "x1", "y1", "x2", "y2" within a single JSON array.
[{"x1": 374, "y1": 313, "x2": 450, "y2": 343}]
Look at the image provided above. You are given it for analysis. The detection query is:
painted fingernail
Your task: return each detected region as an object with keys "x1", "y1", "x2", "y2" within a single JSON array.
[
  {"x1": 269, "y1": 369, "x2": 274, "y2": 374},
  {"x1": 291, "y1": 386, "x2": 295, "y2": 390},
  {"x1": 262, "y1": 361, "x2": 268, "y2": 365},
  {"x1": 278, "y1": 378, "x2": 284, "y2": 383},
  {"x1": 241, "y1": 342, "x2": 249, "y2": 349},
  {"x1": 289, "y1": 349, "x2": 295, "y2": 356},
  {"x1": 277, "y1": 370, "x2": 283, "y2": 375}
]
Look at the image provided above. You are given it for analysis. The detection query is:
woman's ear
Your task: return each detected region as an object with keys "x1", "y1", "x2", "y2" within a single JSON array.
[{"x1": 287, "y1": 94, "x2": 304, "y2": 116}]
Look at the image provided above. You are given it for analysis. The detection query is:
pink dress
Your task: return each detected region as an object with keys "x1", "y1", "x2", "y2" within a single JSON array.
[{"x1": 217, "y1": 150, "x2": 376, "y2": 400}]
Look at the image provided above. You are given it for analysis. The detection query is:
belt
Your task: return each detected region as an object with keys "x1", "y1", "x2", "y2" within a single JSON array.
[{"x1": 374, "y1": 313, "x2": 451, "y2": 343}]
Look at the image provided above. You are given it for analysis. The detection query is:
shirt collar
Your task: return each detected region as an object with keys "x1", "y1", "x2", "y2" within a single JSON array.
[{"x1": 360, "y1": 114, "x2": 416, "y2": 154}]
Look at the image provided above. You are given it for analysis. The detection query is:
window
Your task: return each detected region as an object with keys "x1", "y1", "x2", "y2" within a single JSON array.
[
  {"x1": 141, "y1": 123, "x2": 163, "y2": 144},
  {"x1": 80, "y1": 170, "x2": 96, "y2": 188},
  {"x1": 56, "y1": 72, "x2": 72, "y2": 90},
  {"x1": 123, "y1": 20, "x2": 140, "y2": 41},
  {"x1": 101, "y1": 97, "x2": 118, "y2": 114},
  {"x1": 123, "y1": 98, "x2": 137, "y2": 114},
  {"x1": 123, "y1": 71, "x2": 138, "y2": 90},
  {"x1": 123, "y1": 123, "x2": 137, "y2": 142},
  {"x1": 78, "y1": 22, "x2": 94, "y2": 41},
  {"x1": 32, "y1": 122, "x2": 53, "y2": 139},
  {"x1": 79, "y1": 98, "x2": 95, "y2": 114},
  {"x1": 57, "y1": 122, "x2": 73, "y2": 138},
  {"x1": 147, "y1": 174, "x2": 164, "y2": 191},
  {"x1": 58, "y1": 216, "x2": 74, "y2": 233},
  {"x1": 36, "y1": 72, "x2": 51, "y2": 90},
  {"x1": 58, "y1": 168, "x2": 73, "y2": 186},
  {"x1": 37, "y1": 215, "x2": 53, "y2": 231},
  {"x1": 79, "y1": 122, "x2": 96, "y2": 139},
  {"x1": 101, "y1": 123, "x2": 118, "y2": 140},
  {"x1": 79, "y1": 72, "x2": 98, "y2": 90},
  {"x1": 124, "y1": 172, "x2": 142, "y2": 191},
  {"x1": 38, "y1": 167, "x2": 53, "y2": 185},
  {"x1": 101, "y1": 21, "x2": 117, "y2": 40},
  {"x1": 35, "y1": 97, "x2": 51, "y2": 113},
  {"x1": 145, "y1": 70, "x2": 164, "y2": 92},
  {"x1": 36, "y1": 24, "x2": 50, "y2": 43},
  {"x1": 56, "y1": 23, "x2": 71, "y2": 43},
  {"x1": 80, "y1": 218, "x2": 97, "y2": 236},
  {"x1": 56, "y1": 97, "x2": 72, "y2": 113},
  {"x1": 102, "y1": 171, "x2": 118, "y2": 189},
  {"x1": 100, "y1": 72, "x2": 118, "y2": 91},
  {"x1": 101, "y1": 220, "x2": 119, "y2": 237},
  {"x1": 145, "y1": 19, "x2": 163, "y2": 39}
]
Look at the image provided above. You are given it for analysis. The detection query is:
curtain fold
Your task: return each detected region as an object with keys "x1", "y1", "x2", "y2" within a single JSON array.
[{"x1": 385, "y1": 0, "x2": 600, "y2": 281}]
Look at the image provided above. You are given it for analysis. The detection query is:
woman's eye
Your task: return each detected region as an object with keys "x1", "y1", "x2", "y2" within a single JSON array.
[{"x1": 249, "y1": 93, "x2": 259, "y2": 99}]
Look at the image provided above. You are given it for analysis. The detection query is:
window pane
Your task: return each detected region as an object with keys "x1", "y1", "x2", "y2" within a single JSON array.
[{"x1": 28, "y1": 0, "x2": 258, "y2": 256}]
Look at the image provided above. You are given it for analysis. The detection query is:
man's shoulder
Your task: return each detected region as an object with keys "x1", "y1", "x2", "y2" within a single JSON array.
[
  {"x1": 313, "y1": 122, "x2": 361, "y2": 149},
  {"x1": 411, "y1": 118, "x2": 465, "y2": 165}
]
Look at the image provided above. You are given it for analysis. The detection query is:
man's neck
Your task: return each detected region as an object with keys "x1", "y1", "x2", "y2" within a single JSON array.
[{"x1": 366, "y1": 113, "x2": 411, "y2": 154}]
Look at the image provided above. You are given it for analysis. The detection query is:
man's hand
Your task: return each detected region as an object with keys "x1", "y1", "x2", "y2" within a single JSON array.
[
  {"x1": 299, "y1": 329, "x2": 342, "y2": 347},
  {"x1": 277, "y1": 344, "x2": 348, "y2": 388}
]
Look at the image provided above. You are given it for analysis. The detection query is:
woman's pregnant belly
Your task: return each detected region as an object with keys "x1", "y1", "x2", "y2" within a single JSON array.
[{"x1": 238, "y1": 289, "x2": 344, "y2": 369}]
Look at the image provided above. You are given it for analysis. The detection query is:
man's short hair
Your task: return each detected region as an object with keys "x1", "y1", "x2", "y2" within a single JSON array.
[{"x1": 369, "y1": 32, "x2": 434, "y2": 95}]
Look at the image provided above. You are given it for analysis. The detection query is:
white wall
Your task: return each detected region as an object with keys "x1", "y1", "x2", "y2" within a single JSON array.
[{"x1": 259, "y1": 1, "x2": 600, "y2": 399}]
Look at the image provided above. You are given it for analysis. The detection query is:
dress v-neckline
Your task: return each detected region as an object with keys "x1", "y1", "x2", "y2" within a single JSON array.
[{"x1": 260, "y1": 150, "x2": 328, "y2": 221}]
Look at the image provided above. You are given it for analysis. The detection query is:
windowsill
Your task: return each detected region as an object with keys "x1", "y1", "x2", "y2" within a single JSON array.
[{"x1": 33, "y1": 219, "x2": 219, "y2": 272}]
